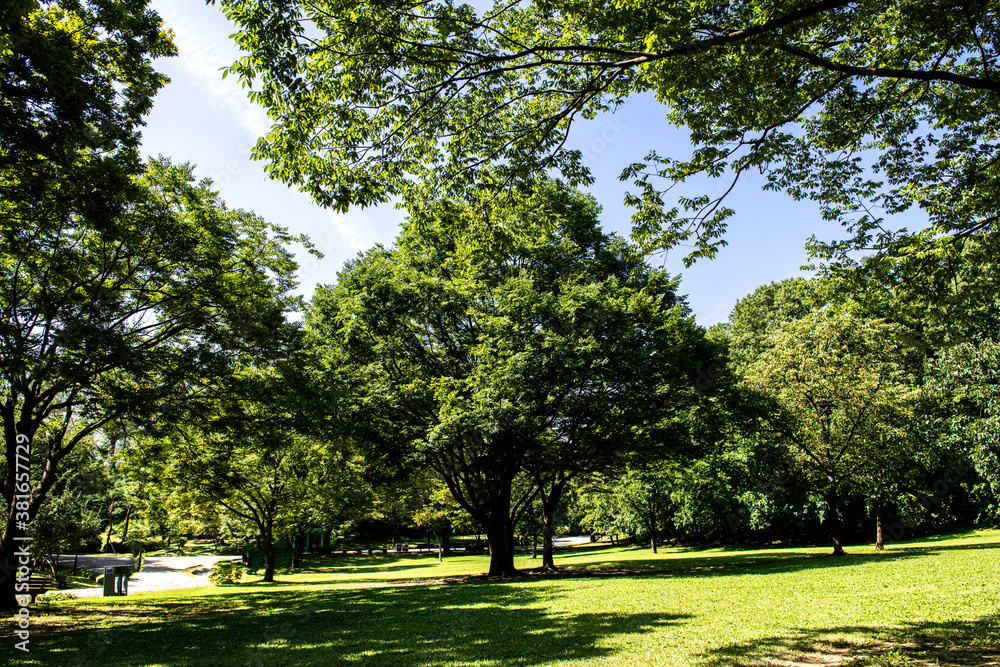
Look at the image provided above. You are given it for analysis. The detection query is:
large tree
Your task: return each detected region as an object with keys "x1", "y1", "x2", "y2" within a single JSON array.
[
  {"x1": 743, "y1": 310, "x2": 920, "y2": 554},
  {"x1": 308, "y1": 182, "x2": 710, "y2": 575},
  {"x1": 131, "y1": 336, "x2": 350, "y2": 582},
  {"x1": 222, "y1": 0, "x2": 1000, "y2": 267},
  {"x1": 0, "y1": 151, "x2": 305, "y2": 608}
]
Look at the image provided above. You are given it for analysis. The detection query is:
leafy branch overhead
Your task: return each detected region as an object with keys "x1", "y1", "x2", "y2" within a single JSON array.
[{"x1": 223, "y1": 0, "x2": 1000, "y2": 265}]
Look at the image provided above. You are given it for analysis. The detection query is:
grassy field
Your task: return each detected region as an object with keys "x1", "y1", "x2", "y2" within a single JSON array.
[{"x1": 11, "y1": 530, "x2": 1000, "y2": 666}]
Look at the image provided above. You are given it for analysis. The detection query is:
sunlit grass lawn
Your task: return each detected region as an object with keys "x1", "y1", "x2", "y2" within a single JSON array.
[{"x1": 15, "y1": 529, "x2": 1000, "y2": 666}]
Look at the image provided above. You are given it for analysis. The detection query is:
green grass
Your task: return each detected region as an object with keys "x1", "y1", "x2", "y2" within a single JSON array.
[
  {"x1": 55, "y1": 568, "x2": 101, "y2": 590},
  {"x1": 12, "y1": 530, "x2": 1000, "y2": 666}
]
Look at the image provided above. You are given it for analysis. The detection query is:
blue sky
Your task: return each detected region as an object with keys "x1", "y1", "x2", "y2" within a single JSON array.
[{"x1": 139, "y1": 0, "x2": 847, "y2": 326}]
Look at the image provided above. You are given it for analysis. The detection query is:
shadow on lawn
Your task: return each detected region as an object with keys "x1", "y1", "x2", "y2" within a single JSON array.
[
  {"x1": 27, "y1": 583, "x2": 691, "y2": 667},
  {"x1": 555, "y1": 540, "x2": 1000, "y2": 582},
  {"x1": 303, "y1": 555, "x2": 443, "y2": 576},
  {"x1": 699, "y1": 614, "x2": 1000, "y2": 666}
]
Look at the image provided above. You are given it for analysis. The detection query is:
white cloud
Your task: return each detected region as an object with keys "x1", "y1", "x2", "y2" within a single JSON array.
[{"x1": 152, "y1": 0, "x2": 271, "y2": 138}]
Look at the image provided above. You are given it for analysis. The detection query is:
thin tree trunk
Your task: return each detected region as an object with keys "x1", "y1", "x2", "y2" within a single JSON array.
[
  {"x1": 875, "y1": 501, "x2": 885, "y2": 551},
  {"x1": 261, "y1": 520, "x2": 277, "y2": 582},
  {"x1": 291, "y1": 526, "x2": 305, "y2": 569},
  {"x1": 0, "y1": 531, "x2": 20, "y2": 611},
  {"x1": 120, "y1": 504, "x2": 133, "y2": 542},
  {"x1": 539, "y1": 477, "x2": 567, "y2": 570},
  {"x1": 103, "y1": 503, "x2": 117, "y2": 554},
  {"x1": 649, "y1": 504, "x2": 658, "y2": 554},
  {"x1": 541, "y1": 510, "x2": 557, "y2": 569}
]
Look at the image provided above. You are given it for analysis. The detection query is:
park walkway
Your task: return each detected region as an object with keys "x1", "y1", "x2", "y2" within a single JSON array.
[{"x1": 60, "y1": 555, "x2": 237, "y2": 598}]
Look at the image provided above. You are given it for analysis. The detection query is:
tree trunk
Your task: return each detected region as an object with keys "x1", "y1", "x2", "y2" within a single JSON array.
[
  {"x1": 103, "y1": 504, "x2": 118, "y2": 554},
  {"x1": 541, "y1": 510, "x2": 557, "y2": 569},
  {"x1": 120, "y1": 504, "x2": 134, "y2": 542},
  {"x1": 485, "y1": 523, "x2": 518, "y2": 576},
  {"x1": 0, "y1": 532, "x2": 21, "y2": 612},
  {"x1": 441, "y1": 526, "x2": 452, "y2": 555},
  {"x1": 649, "y1": 505, "x2": 658, "y2": 554},
  {"x1": 261, "y1": 521, "x2": 277, "y2": 582},
  {"x1": 291, "y1": 526, "x2": 305, "y2": 569},
  {"x1": 539, "y1": 477, "x2": 567, "y2": 570},
  {"x1": 875, "y1": 501, "x2": 885, "y2": 551},
  {"x1": 532, "y1": 531, "x2": 538, "y2": 559},
  {"x1": 825, "y1": 485, "x2": 846, "y2": 555}
]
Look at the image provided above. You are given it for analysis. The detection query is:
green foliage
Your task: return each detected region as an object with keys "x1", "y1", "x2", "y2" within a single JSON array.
[
  {"x1": 578, "y1": 467, "x2": 672, "y2": 543},
  {"x1": 26, "y1": 436, "x2": 109, "y2": 555},
  {"x1": 410, "y1": 476, "x2": 477, "y2": 538},
  {"x1": 742, "y1": 309, "x2": 923, "y2": 548},
  {"x1": 309, "y1": 180, "x2": 710, "y2": 572},
  {"x1": 826, "y1": 236, "x2": 1000, "y2": 351},
  {"x1": 128, "y1": 316, "x2": 363, "y2": 579},
  {"x1": 208, "y1": 560, "x2": 245, "y2": 586},
  {"x1": 723, "y1": 278, "x2": 829, "y2": 370},
  {"x1": 924, "y1": 339, "x2": 1000, "y2": 497},
  {"x1": 222, "y1": 0, "x2": 1000, "y2": 269}
]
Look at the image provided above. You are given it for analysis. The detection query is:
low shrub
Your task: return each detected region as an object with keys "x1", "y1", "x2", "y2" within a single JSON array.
[{"x1": 209, "y1": 560, "x2": 244, "y2": 586}]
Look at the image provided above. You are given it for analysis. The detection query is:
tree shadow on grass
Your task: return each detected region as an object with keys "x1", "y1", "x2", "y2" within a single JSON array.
[
  {"x1": 551, "y1": 540, "x2": 1000, "y2": 583},
  {"x1": 299, "y1": 555, "x2": 443, "y2": 576},
  {"x1": 25, "y1": 582, "x2": 691, "y2": 667},
  {"x1": 698, "y1": 614, "x2": 1000, "y2": 666}
]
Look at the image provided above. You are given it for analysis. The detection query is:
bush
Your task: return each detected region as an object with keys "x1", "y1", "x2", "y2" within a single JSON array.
[
  {"x1": 209, "y1": 560, "x2": 244, "y2": 586},
  {"x1": 38, "y1": 592, "x2": 79, "y2": 603}
]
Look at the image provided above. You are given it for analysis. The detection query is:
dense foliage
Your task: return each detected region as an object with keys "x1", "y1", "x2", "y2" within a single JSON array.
[
  {"x1": 306, "y1": 182, "x2": 715, "y2": 573},
  {"x1": 223, "y1": 0, "x2": 1000, "y2": 270}
]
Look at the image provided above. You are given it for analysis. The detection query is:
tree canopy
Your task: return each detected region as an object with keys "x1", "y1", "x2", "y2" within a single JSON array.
[
  {"x1": 742, "y1": 309, "x2": 921, "y2": 553},
  {"x1": 307, "y1": 182, "x2": 712, "y2": 574},
  {"x1": 222, "y1": 0, "x2": 1000, "y2": 267}
]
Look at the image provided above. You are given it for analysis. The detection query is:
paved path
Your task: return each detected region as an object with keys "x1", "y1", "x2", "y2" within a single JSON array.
[{"x1": 58, "y1": 555, "x2": 239, "y2": 598}]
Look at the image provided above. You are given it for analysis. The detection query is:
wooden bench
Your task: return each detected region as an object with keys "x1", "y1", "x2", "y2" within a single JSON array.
[{"x1": 27, "y1": 576, "x2": 52, "y2": 603}]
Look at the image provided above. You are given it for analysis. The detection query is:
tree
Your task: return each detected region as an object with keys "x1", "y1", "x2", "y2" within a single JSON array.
[
  {"x1": 743, "y1": 310, "x2": 920, "y2": 554},
  {"x1": 723, "y1": 278, "x2": 829, "y2": 370},
  {"x1": 0, "y1": 150, "x2": 306, "y2": 609},
  {"x1": 222, "y1": 0, "x2": 1000, "y2": 268},
  {"x1": 24, "y1": 434, "x2": 109, "y2": 566},
  {"x1": 308, "y1": 181, "x2": 710, "y2": 575},
  {"x1": 132, "y1": 330, "x2": 347, "y2": 582},
  {"x1": 411, "y1": 476, "x2": 477, "y2": 556},
  {"x1": 578, "y1": 465, "x2": 673, "y2": 552},
  {"x1": 924, "y1": 340, "x2": 1000, "y2": 500},
  {"x1": 0, "y1": 0, "x2": 308, "y2": 609}
]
